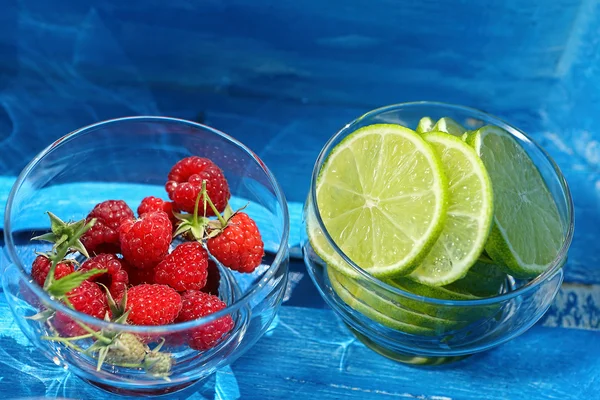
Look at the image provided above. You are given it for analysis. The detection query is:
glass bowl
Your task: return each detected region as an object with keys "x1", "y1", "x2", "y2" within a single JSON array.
[
  {"x1": 302, "y1": 102, "x2": 574, "y2": 365},
  {"x1": 2, "y1": 116, "x2": 289, "y2": 395}
]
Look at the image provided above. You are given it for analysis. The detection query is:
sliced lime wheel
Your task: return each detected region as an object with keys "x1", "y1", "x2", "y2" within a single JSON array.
[
  {"x1": 433, "y1": 117, "x2": 467, "y2": 136},
  {"x1": 308, "y1": 124, "x2": 448, "y2": 278},
  {"x1": 409, "y1": 132, "x2": 494, "y2": 286},
  {"x1": 466, "y1": 125, "x2": 563, "y2": 278},
  {"x1": 416, "y1": 117, "x2": 435, "y2": 133}
]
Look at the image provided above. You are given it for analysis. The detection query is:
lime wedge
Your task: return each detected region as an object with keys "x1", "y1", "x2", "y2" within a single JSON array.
[
  {"x1": 416, "y1": 117, "x2": 435, "y2": 133},
  {"x1": 432, "y1": 117, "x2": 467, "y2": 136},
  {"x1": 466, "y1": 125, "x2": 563, "y2": 278},
  {"x1": 308, "y1": 124, "x2": 448, "y2": 278},
  {"x1": 409, "y1": 132, "x2": 494, "y2": 286}
]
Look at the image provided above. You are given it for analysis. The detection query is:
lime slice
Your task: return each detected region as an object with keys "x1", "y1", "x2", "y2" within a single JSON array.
[
  {"x1": 408, "y1": 132, "x2": 494, "y2": 286},
  {"x1": 466, "y1": 126, "x2": 563, "y2": 278},
  {"x1": 432, "y1": 117, "x2": 467, "y2": 136},
  {"x1": 308, "y1": 124, "x2": 448, "y2": 278},
  {"x1": 416, "y1": 117, "x2": 435, "y2": 133},
  {"x1": 443, "y1": 262, "x2": 507, "y2": 298},
  {"x1": 477, "y1": 250, "x2": 495, "y2": 264},
  {"x1": 327, "y1": 263, "x2": 504, "y2": 335},
  {"x1": 390, "y1": 271, "x2": 502, "y2": 321},
  {"x1": 327, "y1": 268, "x2": 459, "y2": 335}
]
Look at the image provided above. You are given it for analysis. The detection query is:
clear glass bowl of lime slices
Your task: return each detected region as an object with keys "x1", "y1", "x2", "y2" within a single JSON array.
[
  {"x1": 2, "y1": 117, "x2": 289, "y2": 395},
  {"x1": 302, "y1": 102, "x2": 574, "y2": 365}
]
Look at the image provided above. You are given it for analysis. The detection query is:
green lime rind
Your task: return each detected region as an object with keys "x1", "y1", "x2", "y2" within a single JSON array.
[
  {"x1": 408, "y1": 132, "x2": 494, "y2": 286},
  {"x1": 328, "y1": 263, "x2": 505, "y2": 335},
  {"x1": 432, "y1": 117, "x2": 467, "y2": 136},
  {"x1": 328, "y1": 268, "x2": 462, "y2": 331},
  {"x1": 309, "y1": 123, "x2": 449, "y2": 279},
  {"x1": 443, "y1": 262, "x2": 507, "y2": 298},
  {"x1": 466, "y1": 125, "x2": 564, "y2": 278},
  {"x1": 416, "y1": 117, "x2": 435, "y2": 133},
  {"x1": 328, "y1": 268, "x2": 438, "y2": 335},
  {"x1": 477, "y1": 250, "x2": 495, "y2": 264},
  {"x1": 390, "y1": 275, "x2": 501, "y2": 322},
  {"x1": 416, "y1": 117, "x2": 466, "y2": 136}
]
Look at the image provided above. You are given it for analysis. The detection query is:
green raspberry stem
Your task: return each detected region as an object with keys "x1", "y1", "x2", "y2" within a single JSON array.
[
  {"x1": 41, "y1": 336, "x2": 86, "y2": 352},
  {"x1": 201, "y1": 180, "x2": 227, "y2": 226}
]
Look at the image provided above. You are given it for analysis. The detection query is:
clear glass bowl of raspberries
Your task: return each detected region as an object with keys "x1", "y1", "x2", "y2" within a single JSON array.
[{"x1": 2, "y1": 116, "x2": 290, "y2": 396}]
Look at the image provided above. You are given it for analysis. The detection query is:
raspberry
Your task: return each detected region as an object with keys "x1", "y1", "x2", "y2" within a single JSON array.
[
  {"x1": 207, "y1": 213, "x2": 264, "y2": 273},
  {"x1": 138, "y1": 196, "x2": 178, "y2": 227},
  {"x1": 79, "y1": 254, "x2": 129, "y2": 300},
  {"x1": 201, "y1": 260, "x2": 221, "y2": 296},
  {"x1": 31, "y1": 255, "x2": 74, "y2": 287},
  {"x1": 54, "y1": 280, "x2": 108, "y2": 336},
  {"x1": 165, "y1": 157, "x2": 230, "y2": 215},
  {"x1": 126, "y1": 284, "x2": 182, "y2": 326},
  {"x1": 124, "y1": 262, "x2": 156, "y2": 286},
  {"x1": 144, "y1": 351, "x2": 173, "y2": 376},
  {"x1": 105, "y1": 333, "x2": 147, "y2": 365},
  {"x1": 81, "y1": 200, "x2": 134, "y2": 255},
  {"x1": 154, "y1": 242, "x2": 208, "y2": 292},
  {"x1": 119, "y1": 211, "x2": 172, "y2": 270},
  {"x1": 176, "y1": 290, "x2": 233, "y2": 351}
]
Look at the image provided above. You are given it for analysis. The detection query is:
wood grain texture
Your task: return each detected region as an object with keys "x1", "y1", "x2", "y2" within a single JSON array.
[
  {"x1": 0, "y1": 304, "x2": 598, "y2": 399},
  {"x1": 1, "y1": 0, "x2": 600, "y2": 397}
]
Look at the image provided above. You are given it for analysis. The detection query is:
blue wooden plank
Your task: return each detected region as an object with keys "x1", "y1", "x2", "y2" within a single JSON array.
[
  {"x1": 1, "y1": 1, "x2": 600, "y2": 396},
  {"x1": 0, "y1": 0, "x2": 590, "y2": 192},
  {"x1": 542, "y1": 282, "x2": 600, "y2": 330},
  {"x1": 0, "y1": 303, "x2": 598, "y2": 399}
]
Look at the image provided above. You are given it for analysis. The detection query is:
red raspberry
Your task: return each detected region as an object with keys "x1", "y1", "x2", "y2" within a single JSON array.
[
  {"x1": 138, "y1": 196, "x2": 178, "y2": 227},
  {"x1": 119, "y1": 211, "x2": 172, "y2": 270},
  {"x1": 165, "y1": 157, "x2": 230, "y2": 215},
  {"x1": 207, "y1": 213, "x2": 264, "y2": 273},
  {"x1": 81, "y1": 200, "x2": 134, "y2": 255},
  {"x1": 154, "y1": 242, "x2": 208, "y2": 292},
  {"x1": 126, "y1": 284, "x2": 182, "y2": 326},
  {"x1": 54, "y1": 280, "x2": 108, "y2": 336},
  {"x1": 201, "y1": 260, "x2": 221, "y2": 296},
  {"x1": 31, "y1": 255, "x2": 74, "y2": 287},
  {"x1": 123, "y1": 262, "x2": 156, "y2": 286},
  {"x1": 79, "y1": 254, "x2": 129, "y2": 301},
  {"x1": 176, "y1": 290, "x2": 233, "y2": 350}
]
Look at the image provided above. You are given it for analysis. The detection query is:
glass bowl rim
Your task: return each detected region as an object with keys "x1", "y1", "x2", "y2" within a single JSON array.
[
  {"x1": 309, "y1": 101, "x2": 574, "y2": 307},
  {"x1": 4, "y1": 115, "x2": 290, "y2": 333}
]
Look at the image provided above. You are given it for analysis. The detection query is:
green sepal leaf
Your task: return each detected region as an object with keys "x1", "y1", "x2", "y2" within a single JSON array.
[
  {"x1": 26, "y1": 308, "x2": 55, "y2": 322},
  {"x1": 31, "y1": 232, "x2": 60, "y2": 244},
  {"x1": 101, "y1": 283, "x2": 129, "y2": 323},
  {"x1": 33, "y1": 213, "x2": 95, "y2": 259},
  {"x1": 47, "y1": 268, "x2": 107, "y2": 298},
  {"x1": 96, "y1": 346, "x2": 109, "y2": 371}
]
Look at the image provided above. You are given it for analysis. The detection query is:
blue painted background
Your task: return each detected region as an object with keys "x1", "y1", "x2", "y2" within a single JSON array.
[{"x1": 0, "y1": 0, "x2": 599, "y2": 398}]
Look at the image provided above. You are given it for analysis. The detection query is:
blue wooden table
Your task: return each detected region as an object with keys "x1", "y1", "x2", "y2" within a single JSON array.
[{"x1": 1, "y1": 1, "x2": 599, "y2": 398}]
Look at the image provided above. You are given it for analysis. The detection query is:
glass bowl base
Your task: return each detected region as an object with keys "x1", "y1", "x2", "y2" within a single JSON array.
[
  {"x1": 348, "y1": 326, "x2": 470, "y2": 366},
  {"x1": 86, "y1": 378, "x2": 200, "y2": 397}
]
